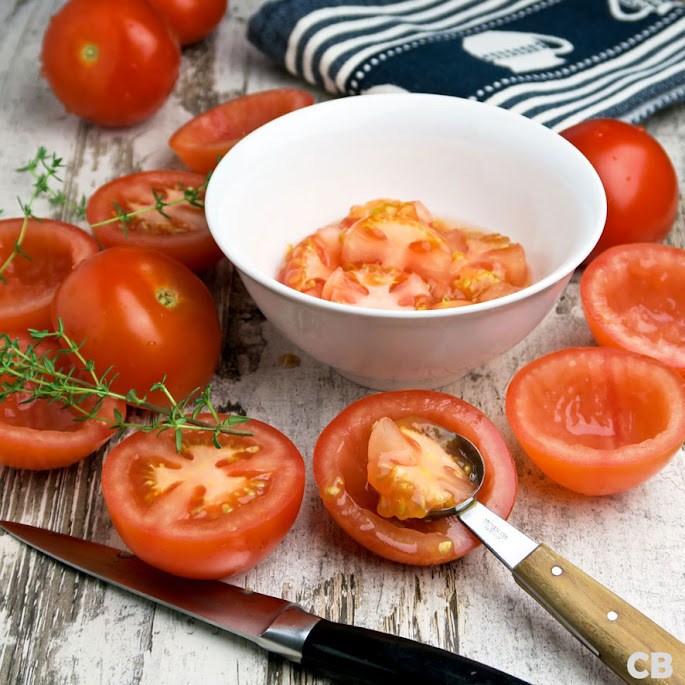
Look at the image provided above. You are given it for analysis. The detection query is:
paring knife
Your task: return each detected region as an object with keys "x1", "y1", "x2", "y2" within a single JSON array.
[{"x1": 0, "y1": 521, "x2": 530, "y2": 685}]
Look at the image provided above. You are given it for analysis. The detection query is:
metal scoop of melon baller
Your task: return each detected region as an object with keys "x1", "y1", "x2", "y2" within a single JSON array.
[{"x1": 425, "y1": 435, "x2": 685, "y2": 684}]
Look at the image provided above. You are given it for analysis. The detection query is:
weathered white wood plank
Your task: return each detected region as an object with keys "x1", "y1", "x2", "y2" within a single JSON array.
[{"x1": 0, "y1": 1, "x2": 683, "y2": 684}]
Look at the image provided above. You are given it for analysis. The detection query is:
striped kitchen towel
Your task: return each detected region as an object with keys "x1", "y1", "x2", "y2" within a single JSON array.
[{"x1": 247, "y1": 0, "x2": 685, "y2": 130}]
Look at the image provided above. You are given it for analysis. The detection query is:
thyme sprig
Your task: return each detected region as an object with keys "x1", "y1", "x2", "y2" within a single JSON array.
[
  {"x1": 1, "y1": 147, "x2": 210, "y2": 278},
  {"x1": 91, "y1": 177, "x2": 209, "y2": 237},
  {"x1": 0, "y1": 325, "x2": 252, "y2": 451},
  {"x1": 0, "y1": 148, "x2": 86, "y2": 284}
]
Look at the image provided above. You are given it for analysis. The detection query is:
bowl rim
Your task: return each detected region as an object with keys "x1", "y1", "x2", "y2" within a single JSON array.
[{"x1": 205, "y1": 93, "x2": 607, "y2": 320}]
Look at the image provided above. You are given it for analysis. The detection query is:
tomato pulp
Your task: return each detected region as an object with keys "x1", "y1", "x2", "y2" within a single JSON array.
[
  {"x1": 0, "y1": 332, "x2": 125, "y2": 470},
  {"x1": 40, "y1": 0, "x2": 181, "y2": 127},
  {"x1": 51, "y1": 246, "x2": 222, "y2": 407},
  {"x1": 279, "y1": 199, "x2": 530, "y2": 310},
  {"x1": 580, "y1": 243, "x2": 685, "y2": 378},
  {"x1": 101, "y1": 416, "x2": 306, "y2": 579},
  {"x1": 559, "y1": 119, "x2": 678, "y2": 263},
  {"x1": 313, "y1": 391, "x2": 518, "y2": 565},
  {"x1": 506, "y1": 347, "x2": 685, "y2": 496},
  {"x1": 0, "y1": 218, "x2": 99, "y2": 331},
  {"x1": 87, "y1": 170, "x2": 224, "y2": 272},
  {"x1": 169, "y1": 89, "x2": 315, "y2": 174}
]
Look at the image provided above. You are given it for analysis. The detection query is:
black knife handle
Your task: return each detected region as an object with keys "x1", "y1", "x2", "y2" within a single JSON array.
[{"x1": 300, "y1": 618, "x2": 530, "y2": 684}]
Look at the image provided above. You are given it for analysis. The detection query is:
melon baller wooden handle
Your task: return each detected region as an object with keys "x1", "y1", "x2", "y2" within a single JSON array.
[
  {"x1": 512, "y1": 544, "x2": 685, "y2": 685},
  {"x1": 456, "y1": 500, "x2": 684, "y2": 684}
]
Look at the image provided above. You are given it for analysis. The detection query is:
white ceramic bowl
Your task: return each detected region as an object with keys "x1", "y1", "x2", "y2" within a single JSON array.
[{"x1": 205, "y1": 94, "x2": 606, "y2": 390}]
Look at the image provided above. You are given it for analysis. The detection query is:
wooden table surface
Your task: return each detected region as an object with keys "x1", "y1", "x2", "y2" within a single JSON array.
[{"x1": 0, "y1": 1, "x2": 683, "y2": 684}]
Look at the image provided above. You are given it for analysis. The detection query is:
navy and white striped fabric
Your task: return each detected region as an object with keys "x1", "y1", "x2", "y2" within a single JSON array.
[{"x1": 248, "y1": 0, "x2": 685, "y2": 130}]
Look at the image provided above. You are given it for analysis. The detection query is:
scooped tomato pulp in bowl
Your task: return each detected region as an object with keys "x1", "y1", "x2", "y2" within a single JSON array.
[
  {"x1": 205, "y1": 94, "x2": 606, "y2": 390},
  {"x1": 278, "y1": 198, "x2": 531, "y2": 310}
]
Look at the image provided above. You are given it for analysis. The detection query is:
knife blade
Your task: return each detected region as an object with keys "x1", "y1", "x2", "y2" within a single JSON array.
[{"x1": 0, "y1": 520, "x2": 530, "y2": 685}]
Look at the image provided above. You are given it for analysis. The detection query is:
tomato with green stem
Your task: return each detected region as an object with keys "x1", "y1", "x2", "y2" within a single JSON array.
[
  {"x1": 102, "y1": 415, "x2": 306, "y2": 579},
  {"x1": 87, "y1": 170, "x2": 224, "y2": 272},
  {"x1": 313, "y1": 390, "x2": 518, "y2": 565},
  {"x1": 40, "y1": 0, "x2": 181, "y2": 127},
  {"x1": 0, "y1": 332, "x2": 125, "y2": 470},
  {"x1": 51, "y1": 245, "x2": 222, "y2": 408},
  {"x1": 169, "y1": 89, "x2": 315, "y2": 174},
  {"x1": 0, "y1": 218, "x2": 99, "y2": 332},
  {"x1": 505, "y1": 347, "x2": 685, "y2": 496}
]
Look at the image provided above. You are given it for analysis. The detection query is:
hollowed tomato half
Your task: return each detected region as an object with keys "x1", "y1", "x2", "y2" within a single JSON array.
[
  {"x1": 580, "y1": 243, "x2": 685, "y2": 378},
  {"x1": 506, "y1": 347, "x2": 685, "y2": 496},
  {"x1": 169, "y1": 89, "x2": 314, "y2": 175},
  {"x1": 313, "y1": 391, "x2": 518, "y2": 565},
  {"x1": 0, "y1": 332, "x2": 125, "y2": 470},
  {"x1": 101, "y1": 416, "x2": 306, "y2": 579},
  {"x1": 0, "y1": 218, "x2": 99, "y2": 331}
]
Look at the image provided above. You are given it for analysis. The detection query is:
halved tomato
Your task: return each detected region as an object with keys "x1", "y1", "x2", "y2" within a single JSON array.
[
  {"x1": 313, "y1": 391, "x2": 518, "y2": 565},
  {"x1": 169, "y1": 89, "x2": 315, "y2": 175},
  {"x1": 580, "y1": 243, "x2": 685, "y2": 378},
  {"x1": 86, "y1": 170, "x2": 224, "y2": 273},
  {"x1": 101, "y1": 415, "x2": 305, "y2": 579},
  {"x1": 0, "y1": 218, "x2": 99, "y2": 332},
  {"x1": 0, "y1": 332, "x2": 125, "y2": 470},
  {"x1": 505, "y1": 347, "x2": 685, "y2": 496}
]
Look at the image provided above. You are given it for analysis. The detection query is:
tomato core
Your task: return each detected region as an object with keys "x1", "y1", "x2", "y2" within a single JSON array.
[
  {"x1": 80, "y1": 43, "x2": 99, "y2": 63},
  {"x1": 129, "y1": 437, "x2": 269, "y2": 519},
  {"x1": 156, "y1": 287, "x2": 178, "y2": 308}
]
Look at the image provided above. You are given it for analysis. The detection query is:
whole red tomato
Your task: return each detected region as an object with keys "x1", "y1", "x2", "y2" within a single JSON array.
[
  {"x1": 51, "y1": 246, "x2": 222, "y2": 407},
  {"x1": 559, "y1": 118, "x2": 679, "y2": 263},
  {"x1": 40, "y1": 0, "x2": 181, "y2": 127},
  {"x1": 146, "y1": 0, "x2": 228, "y2": 46}
]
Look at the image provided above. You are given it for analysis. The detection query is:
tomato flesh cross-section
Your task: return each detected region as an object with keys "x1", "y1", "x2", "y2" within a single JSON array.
[
  {"x1": 102, "y1": 416, "x2": 306, "y2": 579},
  {"x1": 87, "y1": 170, "x2": 224, "y2": 273}
]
